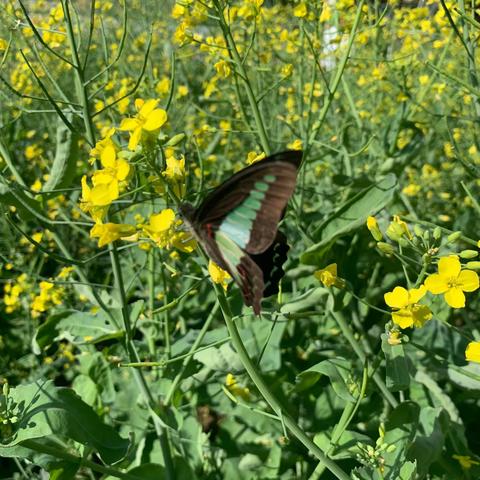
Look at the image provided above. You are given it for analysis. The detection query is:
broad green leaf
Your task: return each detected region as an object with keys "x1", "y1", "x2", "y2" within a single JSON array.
[
  {"x1": 1, "y1": 380, "x2": 129, "y2": 464},
  {"x1": 301, "y1": 174, "x2": 397, "y2": 264},
  {"x1": 381, "y1": 334, "x2": 411, "y2": 391},
  {"x1": 42, "y1": 114, "x2": 78, "y2": 196},
  {"x1": 382, "y1": 402, "x2": 419, "y2": 479},
  {"x1": 0, "y1": 182, "x2": 49, "y2": 225},
  {"x1": 408, "y1": 407, "x2": 448, "y2": 476},
  {"x1": 447, "y1": 362, "x2": 480, "y2": 391},
  {"x1": 296, "y1": 358, "x2": 356, "y2": 401}
]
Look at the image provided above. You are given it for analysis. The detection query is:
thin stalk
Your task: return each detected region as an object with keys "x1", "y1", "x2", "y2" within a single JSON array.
[
  {"x1": 331, "y1": 311, "x2": 398, "y2": 408},
  {"x1": 214, "y1": 1, "x2": 271, "y2": 154},
  {"x1": 164, "y1": 302, "x2": 220, "y2": 405},
  {"x1": 109, "y1": 245, "x2": 175, "y2": 480},
  {"x1": 21, "y1": 440, "x2": 142, "y2": 480},
  {"x1": 214, "y1": 285, "x2": 350, "y2": 480},
  {"x1": 63, "y1": 0, "x2": 96, "y2": 146}
]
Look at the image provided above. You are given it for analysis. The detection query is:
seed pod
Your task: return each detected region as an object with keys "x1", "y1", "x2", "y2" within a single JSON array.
[{"x1": 377, "y1": 242, "x2": 394, "y2": 255}]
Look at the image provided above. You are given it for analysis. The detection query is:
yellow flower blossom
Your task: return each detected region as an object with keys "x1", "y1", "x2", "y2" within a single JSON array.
[
  {"x1": 366, "y1": 216, "x2": 382, "y2": 241},
  {"x1": 293, "y1": 2, "x2": 307, "y2": 18},
  {"x1": 465, "y1": 341, "x2": 480, "y2": 364},
  {"x1": 214, "y1": 59, "x2": 231, "y2": 78},
  {"x1": 386, "y1": 215, "x2": 412, "y2": 242},
  {"x1": 287, "y1": 139, "x2": 302, "y2": 150},
  {"x1": 208, "y1": 260, "x2": 231, "y2": 290},
  {"x1": 246, "y1": 151, "x2": 266, "y2": 165},
  {"x1": 119, "y1": 99, "x2": 168, "y2": 151},
  {"x1": 453, "y1": 454, "x2": 480, "y2": 469},
  {"x1": 424, "y1": 256, "x2": 479, "y2": 308},
  {"x1": 225, "y1": 373, "x2": 250, "y2": 400},
  {"x1": 314, "y1": 263, "x2": 345, "y2": 288},
  {"x1": 163, "y1": 154, "x2": 185, "y2": 181},
  {"x1": 384, "y1": 286, "x2": 432, "y2": 329},
  {"x1": 90, "y1": 222, "x2": 136, "y2": 248}
]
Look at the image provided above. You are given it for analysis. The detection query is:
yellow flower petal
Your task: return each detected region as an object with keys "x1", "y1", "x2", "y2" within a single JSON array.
[
  {"x1": 411, "y1": 304, "x2": 432, "y2": 328},
  {"x1": 391, "y1": 308, "x2": 414, "y2": 329},
  {"x1": 384, "y1": 286, "x2": 409, "y2": 309},
  {"x1": 100, "y1": 144, "x2": 116, "y2": 168},
  {"x1": 408, "y1": 285, "x2": 426, "y2": 304},
  {"x1": 444, "y1": 287, "x2": 465, "y2": 308},
  {"x1": 128, "y1": 127, "x2": 142, "y2": 151},
  {"x1": 142, "y1": 108, "x2": 167, "y2": 131},
  {"x1": 424, "y1": 274, "x2": 448, "y2": 294},
  {"x1": 119, "y1": 117, "x2": 140, "y2": 132},
  {"x1": 457, "y1": 269, "x2": 480, "y2": 292},
  {"x1": 115, "y1": 159, "x2": 131, "y2": 181},
  {"x1": 139, "y1": 99, "x2": 159, "y2": 118},
  {"x1": 438, "y1": 255, "x2": 461, "y2": 278},
  {"x1": 148, "y1": 209, "x2": 175, "y2": 232},
  {"x1": 465, "y1": 341, "x2": 480, "y2": 363}
]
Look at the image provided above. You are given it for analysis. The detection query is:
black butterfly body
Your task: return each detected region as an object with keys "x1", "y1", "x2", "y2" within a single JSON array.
[{"x1": 180, "y1": 150, "x2": 302, "y2": 314}]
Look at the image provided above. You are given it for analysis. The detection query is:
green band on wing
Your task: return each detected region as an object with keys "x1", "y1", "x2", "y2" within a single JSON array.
[{"x1": 218, "y1": 177, "x2": 273, "y2": 249}]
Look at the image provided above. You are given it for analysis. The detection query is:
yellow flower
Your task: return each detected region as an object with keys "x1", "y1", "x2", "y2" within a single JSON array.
[
  {"x1": 465, "y1": 341, "x2": 480, "y2": 363},
  {"x1": 246, "y1": 151, "x2": 266, "y2": 165},
  {"x1": 142, "y1": 209, "x2": 178, "y2": 248},
  {"x1": 314, "y1": 263, "x2": 345, "y2": 288},
  {"x1": 163, "y1": 154, "x2": 185, "y2": 181},
  {"x1": 293, "y1": 2, "x2": 307, "y2": 18},
  {"x1": 386, "y1": 215, "x2": 412, "y2": 242},
  {"x1": 453, "y1": 454, "x2": 480, "y2": 469},
  {"x1": 225, "y1": 373, "x2": 250, "y2": 400},
  {"x1": 214, "y1": 59, "x2": 231, "y2": 78},
  {"x1": 384, "y1": 286, "x2": 432, "y2": 329},
  {"x1": 119, "y1": 99, "x2": 167, "y2": 151},
  {"x1": 208, "y1": 260, "x2": 231, "y2": 290},
  {"x1": 287, "y1": 139, "x2": 302, "y2": 150},
  {"x1": 424, "y1": 256, "x2": 479, "y2": 308},
  {"x1": 90, "y1": 222, "x2": 136, "y2": 248},
  {"x1": 366, "y1": 216, "x2": 382, "y2": 241},
  {"x1": 320, "y1": 3, "x2": 332, "y2": 22}
]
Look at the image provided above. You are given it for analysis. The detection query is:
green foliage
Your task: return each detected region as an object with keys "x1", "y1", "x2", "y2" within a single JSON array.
[{"x1": 0, "y1": 0, "x2": 480, "y2": 479}]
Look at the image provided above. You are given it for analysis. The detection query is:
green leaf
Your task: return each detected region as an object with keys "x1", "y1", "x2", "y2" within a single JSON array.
[
  {"x1": 447, "y1": 362, "x2": 480, "y2": 391},
  {"x1": 296, "y1": 358, "x2": 356, "y2": 401},
  {"x1": 382, "y1": 402, "x2": 419, "y2": 478},
  {"x1": 0, "y1": 182, "x2": 49, "y2": 225},
  {"x1": 408, "y1": 407, "x2": 448, "y2": 476},
  {"x1": 301, "y1": 174, "x2": 397, "y2": 264},
  {"x1": 381, "y1": 334, "x2": 411, "y2": 391},
  {"x1": 1, "y1": 380, "x2": 129, "y2": 464},
  {"x1": 33, "y1": 310, "x2": 123, "y2": 347},
  {"x1": 42, "y1": 114, "x2": 78, "y2": 197},
  {"x1": 280, "y1": 287, "x2": 330, "y2": 314}
]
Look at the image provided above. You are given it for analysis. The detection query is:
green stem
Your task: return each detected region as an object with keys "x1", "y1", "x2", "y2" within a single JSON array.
[
  {"x1": 63, "y1": 0, "x2": 96, "y2": 146},
  {"x1": 214, "y1": 1, "x2": 270, "y2": 154},
  {"x1": 164, "y1": 302, "x2": 220, "y2": 405},
  {"x1": 21, "y1": 440, "x2": 142, "y2": 480},
  {"x1": 331, "y1": 311, "x2": 398, "y2": 408},
  {"x1": 109, "y1": 244, "x2": 175, "y2": 480},
  {"x1": 214, "y1": 285, "x2": 350, "y2": 480}
]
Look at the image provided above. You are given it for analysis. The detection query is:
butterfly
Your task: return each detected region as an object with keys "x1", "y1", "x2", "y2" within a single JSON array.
[{"x1": 180, "y1": 150, "x2": 302, "y2": 315}]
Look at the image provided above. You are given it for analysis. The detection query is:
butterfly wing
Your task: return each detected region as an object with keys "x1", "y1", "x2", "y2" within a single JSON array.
[
  {"x1": 193, "y1": 150, "x2": 301, "y2": 254},
  {"x1": 183, "y1": 150, "x2": 301, "y2": 314}
]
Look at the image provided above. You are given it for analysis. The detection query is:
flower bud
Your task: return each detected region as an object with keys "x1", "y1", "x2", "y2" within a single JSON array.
[
  {"x1": 413, "y1": 225, "x2": 423, "y2": 237},
  {"x1": 447, "y1": 231, "x2": 462, "y2": 243},
  {"x1": 165, "y1": 133, "x2": 186, "y2": 147},
  {"x1": 377, "y1": 242, "x2": 394, "y2": 255},
  {"x1": 433, "y1": 227, "x2": 442, "y2": 240},
  {"x1": 366, "y1": 216, "x2": 382, "y2": 241},
  {"x1": 465, "y1": 261, "x2": 480, "y2": 270},
  {"x1": 460, "y1": 250, "x2": 478, "y2": 259}
]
